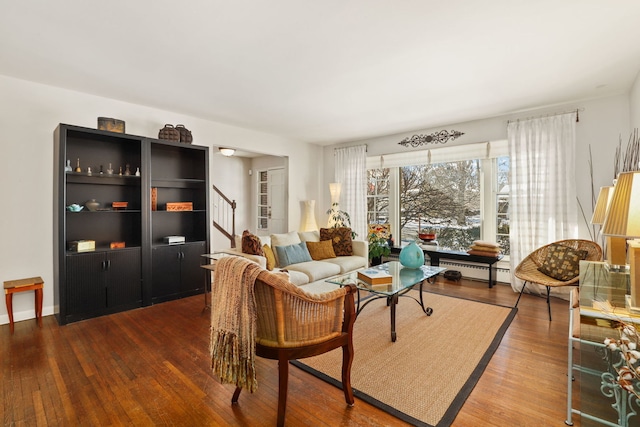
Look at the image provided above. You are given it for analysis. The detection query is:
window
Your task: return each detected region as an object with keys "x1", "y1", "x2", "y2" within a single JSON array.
[
  {"x1": 366, "y1": 141, "x2": 510, "y2": 255},
  {"x1": 495, "y1": 156, "x2": 510, "y2": 254},
  {"x1": 367, "y1": 168, "x2": 390, "y2": 224},
  {"x1": 257, "y1": 170, "x2": 268, "y2": 229},
  {"x1": 399, "y1": 160, "x2": 481, "y2": 250}
]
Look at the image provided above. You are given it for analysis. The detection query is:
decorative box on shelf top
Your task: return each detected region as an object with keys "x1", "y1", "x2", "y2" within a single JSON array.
[
  {"x1": 68, "y1": 240, "x2": 96, "y2": 252},
  {"x1": 112, "y1": 201, "x2": 128, "y2": 210},
  {"x1": 166, "y1": 202, "x2": 193, "y2": 211}
]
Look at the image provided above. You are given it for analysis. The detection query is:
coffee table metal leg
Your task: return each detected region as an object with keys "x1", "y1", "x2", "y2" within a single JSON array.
[
  {"x1": 419, "y1": 280, "x2": 433, "y2": 316},
  {"x1": 390, "y1": 294, "x2": 398, "y2": 342}
]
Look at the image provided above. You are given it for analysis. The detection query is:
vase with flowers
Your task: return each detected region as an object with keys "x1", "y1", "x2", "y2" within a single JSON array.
[{"x1": 368, "y1": 233, "x2": 391, "y2": 266}]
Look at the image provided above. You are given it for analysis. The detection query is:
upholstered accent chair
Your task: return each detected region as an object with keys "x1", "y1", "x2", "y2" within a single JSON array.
[
  {"x1": 514, "y1": 239, "x2": 602, "y2": 320},
  {"x1": 231, "y1": 267, "x2": 357, "y2": 427}
]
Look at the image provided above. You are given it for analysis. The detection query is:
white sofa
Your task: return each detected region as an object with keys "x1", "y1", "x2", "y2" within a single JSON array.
[{"x1": 221, "y1": 230, "x2": 368, "y2": 294}]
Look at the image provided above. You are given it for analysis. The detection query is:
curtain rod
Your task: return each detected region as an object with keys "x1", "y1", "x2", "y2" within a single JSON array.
[{"x1": 507, "y1": 108, "x2": 584, "y2": 124}]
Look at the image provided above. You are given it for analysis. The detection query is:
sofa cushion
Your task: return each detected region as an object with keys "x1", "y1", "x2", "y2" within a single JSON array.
[
  {"x1": 263, "y1": 244, "x2": 276, "y2": 270},
  {"x1": 275, "y1": 242, "x2": 313, "y2": 267},
  {"x1": 271, "y1": 231, "x2": 302, "y2": 266},
  {"x1": 285, "y1": 260, "x2": 341, "y2": 282},
  {"x1": 537, "y1": 243, "x2": 588, "y2": 281},
  {"x1": 306, "y1": 240, "x2": 336, "y2": 260},
  {"x1": 298, "y1": 230, "x2": 320, "y2": 242},
  {"x1": 280, "y1": 268, "x2": 310, "y2": 285},
  {"x1": 321, "y1": 255, "x2": 368, "y2": 274},
  {"x1": 242, "y1": 230, "x2": 264, "y2": 256},
  {"x1": 320, "y1": 227, "x2": 353, "y2": 256}
]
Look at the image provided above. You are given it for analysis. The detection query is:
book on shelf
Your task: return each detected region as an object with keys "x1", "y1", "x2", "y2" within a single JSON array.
[{"x1": 357, "y1": 269, "x2": 393, "y2": 285}]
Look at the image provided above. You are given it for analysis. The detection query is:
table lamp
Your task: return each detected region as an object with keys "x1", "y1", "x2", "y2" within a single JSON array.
[
  {"x1": 601, "y1": 171, "x2": 640, "y2": 305},
  {"x1": 591, "y1": 185, "x2": 626, "y2": 269}
]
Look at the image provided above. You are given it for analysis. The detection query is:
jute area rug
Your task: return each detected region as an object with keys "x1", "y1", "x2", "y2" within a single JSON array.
[{"x1": 292, "y1": 291, "x2": 516, "y2": 427}]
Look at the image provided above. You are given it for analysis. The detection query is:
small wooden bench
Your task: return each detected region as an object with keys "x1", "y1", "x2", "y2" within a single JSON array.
[
  {"x1": 4, "y1": 276, "x2": 44, "y2": 334},
  {"x1": 391, "y1": 247, "x2": 503, "y2": 288}
]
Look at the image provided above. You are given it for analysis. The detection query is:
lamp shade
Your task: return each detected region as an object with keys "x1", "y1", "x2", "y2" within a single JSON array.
[
  {"x1": 602, "y1": 171, "x2": 640, "y2": 238},
  {"x1": 299, "y1": 200, "x2": 318, "y2": 232},
  {"x1": 219, "y1": 147, "x2": 235, "y2": 157},
  {"x1": 329, "y1": 182, "x2": 341, "y2": 205},
  {"x1": 591, "y1": 186, "x2": 613, "y2": 225}
]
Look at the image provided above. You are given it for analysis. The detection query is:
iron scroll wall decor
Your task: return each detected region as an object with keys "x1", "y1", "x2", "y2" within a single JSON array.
[{"x1": 398, "y1": 130, "x2": 465, "y2": 148}]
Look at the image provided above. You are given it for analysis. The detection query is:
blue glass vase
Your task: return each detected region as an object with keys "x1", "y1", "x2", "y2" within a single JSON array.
[{"x1": 399, "y1": 241, "x2": 425, "y2": 269}]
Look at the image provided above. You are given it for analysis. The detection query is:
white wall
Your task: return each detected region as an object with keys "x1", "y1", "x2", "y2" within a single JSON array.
[
  {"x1": 630, "y1": 71, "x2": 640, "y2": 131},
  {"x1": 0, "y1": 74, "x2": 322, "y2": 325}
]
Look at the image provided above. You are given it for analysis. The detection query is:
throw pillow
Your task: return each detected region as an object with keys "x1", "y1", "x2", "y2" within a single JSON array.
[
  {"x1": 537, "y1": 244, "x2": 588, "y2": 281},
  {"x1": 320, "y1": 227, "x2": 353, "y2": 256},
  {"x1": 263, "y1": 244, "x2": 276, "y2": 271},
  {"x1": 274, "y1": 242, "x2": 313, "y2": 267},
  {"x1": 270, "y1": 231, "x2": 302, "y2": 266},
  {"x1": 241, "y1": 230, "x2": 264, "y2": 256},
  {"x1": 306, "y1": 240, "x2": 337, "y2": 260}
]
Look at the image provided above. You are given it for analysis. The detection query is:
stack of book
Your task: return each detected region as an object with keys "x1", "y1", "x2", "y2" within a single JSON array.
[{"x1": 357, "y1": 269, "x2": 393, "y2": 286}]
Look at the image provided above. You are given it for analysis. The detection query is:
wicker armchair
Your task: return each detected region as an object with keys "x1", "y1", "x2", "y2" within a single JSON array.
[
  {"x1": 514, "y1": 239, "x2": 602, "y2": 320},
  {"x1": 231, "y1": 268, "x2": 357, "y2": 427}
]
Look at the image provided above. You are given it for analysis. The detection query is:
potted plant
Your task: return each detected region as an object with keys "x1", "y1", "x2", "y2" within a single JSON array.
[
  {"x1": 326, "y1": 203, "x2": 357, "y2": 239},
  {"x1": 368, "y1": 232, "x2": 391, "y2": 266},
  {"x1": 418, "y1": 227, "x2": 437, "y2": 242}
]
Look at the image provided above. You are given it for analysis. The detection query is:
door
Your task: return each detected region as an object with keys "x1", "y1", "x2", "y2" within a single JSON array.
[
  {"x1": 151, "y1": 245, "x2": 181, "y2": 301},
  {"x1": 268, "y1": 168, "x2": 286, "y2": 233},
  {"x1": 107, "y1": 248, "x2": 142, "y2": 309},
  {"x1": 180, "y1": 242, "x2": 206, "y2": 293}
]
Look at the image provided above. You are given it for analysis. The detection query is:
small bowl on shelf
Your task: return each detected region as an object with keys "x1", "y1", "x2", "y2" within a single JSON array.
[{"x1": 418, "y1": 233, "x2": 436, "y2": 242}]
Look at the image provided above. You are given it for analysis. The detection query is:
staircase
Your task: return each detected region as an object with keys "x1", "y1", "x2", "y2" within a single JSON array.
[{"x1": 212, "y1": 184, "x2": 236, "y2": 248}]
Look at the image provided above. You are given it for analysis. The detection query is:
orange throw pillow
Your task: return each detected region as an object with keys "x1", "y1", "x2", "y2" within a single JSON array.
[
  {"x1": 263, "y1": 244, "x2": 276, "y2": 270},
  {"x1": 306, "y1": 240, "x2": 337, "y2": 260}
]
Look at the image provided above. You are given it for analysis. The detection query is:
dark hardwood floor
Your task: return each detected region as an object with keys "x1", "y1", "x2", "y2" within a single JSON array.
[{"x1": 2, "y1": 278, "x2": 580, "y2": 426}]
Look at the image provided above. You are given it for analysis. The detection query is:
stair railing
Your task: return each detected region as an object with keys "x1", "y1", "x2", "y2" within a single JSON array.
[{"x1": 212, "y1": 184, "x2": 236, "y2": 248}]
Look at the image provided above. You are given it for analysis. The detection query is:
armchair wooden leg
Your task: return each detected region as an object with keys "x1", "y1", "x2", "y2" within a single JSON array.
[
  {"x1": 232, "y1": 387, "x2": 242, "y2": 404},
  {"x1": 277, "y1": 355, "x2": 289, "y2": 427},
  {"x1": 342, "y1": 342, "x2": 355, "y2": 406}
]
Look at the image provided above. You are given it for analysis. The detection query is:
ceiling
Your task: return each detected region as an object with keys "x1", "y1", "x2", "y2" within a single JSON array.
[{"x1": 2, "y1": 1, "x2": 640, "y2": 145}]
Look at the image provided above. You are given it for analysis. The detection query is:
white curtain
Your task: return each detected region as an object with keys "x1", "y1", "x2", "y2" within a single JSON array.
[
  {"x1": 508, "y1": 112, "x2": 578, "y2": 295},
  {"x1": 335, "y1": 145, "x2": 367, "y2": 240}
]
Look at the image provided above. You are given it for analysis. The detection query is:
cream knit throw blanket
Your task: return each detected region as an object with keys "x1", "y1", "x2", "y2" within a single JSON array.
[{"x1": 210, "y1": 256, "x2": 263, "y2": 393}]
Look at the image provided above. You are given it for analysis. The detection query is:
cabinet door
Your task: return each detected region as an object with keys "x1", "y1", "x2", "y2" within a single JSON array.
[
  {"x1": 66, "y1": 252, "x2": 107, "y2": 318},
  {"x1": 107, "y1": 248, "x2": 142, "y2": 309},
  {"x1": 180, "y1": 242, "x2": 206, "y2": 293},
  {"x1": 152, "y1": 245, "x2": 181, "y2": 301}
]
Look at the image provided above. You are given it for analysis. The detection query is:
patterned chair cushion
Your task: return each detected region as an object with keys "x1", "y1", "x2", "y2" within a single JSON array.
[
  {"x1": 537, "y1": 243, "x2": 588, "y2": 281},
  {"x1": 320, "y1": 227, "x2": 353, "y2": 256}
]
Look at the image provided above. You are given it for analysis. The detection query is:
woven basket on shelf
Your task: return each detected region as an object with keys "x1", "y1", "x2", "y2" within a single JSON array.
[
  {"x1": 175, "y1": 124, "x2": 193, "y2": 144},
  {"x1": 158, "y1": 124, "x2": 180, "y2": 142}
]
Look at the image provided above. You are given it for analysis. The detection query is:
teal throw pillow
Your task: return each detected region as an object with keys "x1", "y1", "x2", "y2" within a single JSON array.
[{"x1": 275, "y1": 242, "x2": 312, "y2": 267}]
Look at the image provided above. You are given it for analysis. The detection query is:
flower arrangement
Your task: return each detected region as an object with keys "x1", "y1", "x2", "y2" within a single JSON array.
[
  {"x1": 368, "y1": 224, "x2": 391, "y2": 261},
  {"x1": 604, "y1": 321, "x2": 640, "y2": 398},
  {"x1": 368, "y1": 233, "x2": 391, "y2": 260}
]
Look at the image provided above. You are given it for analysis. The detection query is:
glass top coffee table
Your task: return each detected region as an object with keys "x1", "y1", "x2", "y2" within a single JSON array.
[{"x1": 327, "y1": 261, "x2": 445, "y2": 342}]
